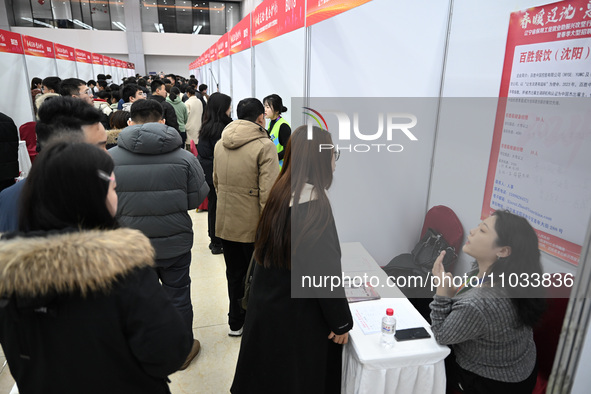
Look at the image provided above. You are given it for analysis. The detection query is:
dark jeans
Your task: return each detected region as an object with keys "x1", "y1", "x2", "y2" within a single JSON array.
[
  {"x1": 155, "y1": 251, "x2": 193, "y2": 339},
  {"x1": 207, "y1": 186, "x2": 222, "y2": 246},
  {"x1": 220, "y1": 239, "x2": 254, "y2": 331},
  {"x1": 446, "y1": 350, "x2": 538, "y2": 394}
]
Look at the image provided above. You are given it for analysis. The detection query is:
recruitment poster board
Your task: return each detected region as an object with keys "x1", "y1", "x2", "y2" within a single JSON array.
[
  {"x1": 103, "y1": 56, "x2": 113, "y2": 80},
  {"x1": 0, "y1": 29, "x2": 33, "y2": 126},
  {"x1": 482, "y1": 0, "x2": 591, "y2": 265},
  {"x1": 306, "y1": 0, "x2": 372, "y2": 26},
  {"x1": 55, "y1": 43, "x2": 78, "y2": 79},
  {"x1": 92, "y1": 53, "x2": 105, "y2": 80},
  {"x1": 251, "y1": 0, "x2": 305, "y2": 46},
  {"x1": 75, "y1": 49, "x2": 93, "y2": 81},
  {"x1": 23, "y1": 35, "x2": 57, "y2": 80},
  {"x1": 229, "y1": 12, "x2": 251, "y2": 55}
]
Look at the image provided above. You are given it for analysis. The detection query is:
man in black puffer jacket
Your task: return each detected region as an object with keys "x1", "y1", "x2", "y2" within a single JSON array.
[{"x1": 109, "y1": 100, "x2": 209, "y2": 370}]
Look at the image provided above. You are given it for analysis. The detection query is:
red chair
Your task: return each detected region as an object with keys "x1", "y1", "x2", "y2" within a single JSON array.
[
  {"x1": 532, "y1": 272, "x2": 572, "y2": 393},
  {"x1": 19, "y1": 121, "x2": 38, "y2": 164},
  {"x1": 190, "y1": 140, "x2": 208, "y2": 211}
]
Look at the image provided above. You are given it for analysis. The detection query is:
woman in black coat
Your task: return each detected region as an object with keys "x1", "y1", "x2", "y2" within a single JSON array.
[
  {"x1": 231, "y1": 126, "x2": 353, "y2": 394},
  {"x1": 197, "y1": 92, "x2": 233, "y2": 255},
  {"x1": 0, "y1": 142, "x2": 192, "y2": 394}
]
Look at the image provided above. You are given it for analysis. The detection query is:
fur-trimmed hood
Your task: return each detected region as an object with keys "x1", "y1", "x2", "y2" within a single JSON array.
[{"x1": 0, "y1": 228, "x2": 154, "y2": 298}]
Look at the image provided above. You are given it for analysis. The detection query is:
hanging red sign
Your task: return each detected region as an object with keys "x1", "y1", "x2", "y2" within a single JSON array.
[
  {"x1": 0, "y1": 29, "x2": 23, "y2": 54},
  {"x1": 54, "y1": 43, "x2": 76, "y2": 61},
  {"x1": 217, "y1": 33, "x2": 229, "y2": 59},
  {"x1": 75, "y1": 49, "x2": 92, "y2": 64},
  {"x1": 306, "y1": 0, "x2": 372, "y2": 26},
  {"x1": 230, "y1": 13, "x2": 252, "y2": 54},
  {"x1": 92, "y1": 53, "x2": 104, "y2": 65},
  {"x1": 23, "y1": 35, "x2": 55, "y2": 58},
  {"x1": 252, "y1": 0, "x2": 305, "y2": 46}
]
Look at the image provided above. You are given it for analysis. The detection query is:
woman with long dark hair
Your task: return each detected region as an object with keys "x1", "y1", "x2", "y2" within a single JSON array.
[
  {"x1": 0, "y1": 141, "x2": 192, "y2": 393},
  {"x1": 231, "y1": 126, "x2": 353, "y2": 393},
  {"x1": 430, "y1": 210, "x2": 546, "y2": 393},
  {"x1": 197, "y1": 92, "x2": 233, "y2": 254}
]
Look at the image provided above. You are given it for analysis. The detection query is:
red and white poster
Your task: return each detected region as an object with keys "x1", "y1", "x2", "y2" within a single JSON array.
[
  {"x1": 306, "y1": 0, "x2": 372, "y2": 26},
  {"x1": 217, "y1": 33, "x2": 229, "y2": 59},
  {"x1": 482, "y1": 0, "x2": 591, "y2": 265},
  {"x1": 0, "y1": 29, "x2": 24, "y2": 54},
  {"x1": 252, "y1": 0, "x2": 305, "y2": 46},
  {"x1": 0, "y1": 29, "x2": 32, "y2": 126},
  {"x1": 75, "y1": 49, "x2": 93, "y2": 81},
  {"x1": 22, "y1": 35, "x2": 54, "y2": 58},
  {"x1": 55, "y1": 43, "x2": 78, "y2": 79},
  {"x1": 230, "y1": 13, "x2": 251, "y2": 54},
  {"x1": 23, "y1": 35, "x2": 57, "y2": 80},
  {"x1": 209, "y1": 45, "x2": 217, "y2": 63}
]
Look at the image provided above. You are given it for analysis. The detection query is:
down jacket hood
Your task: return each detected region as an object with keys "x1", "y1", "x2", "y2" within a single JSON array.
[
  {"x1": 221, "y1": 119, "x2": 270, "y2": 150},
  {"x1": 117, "y1": 122, "x2": 182, "y2": 155},
  {"x1": 0, "y1": 228, "x2": 154, "y2": 298}
]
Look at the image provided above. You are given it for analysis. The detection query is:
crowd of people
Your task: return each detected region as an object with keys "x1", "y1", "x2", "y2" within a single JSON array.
[{"x1": 0, "y1": 73, "x2": 547, "y2": 394}]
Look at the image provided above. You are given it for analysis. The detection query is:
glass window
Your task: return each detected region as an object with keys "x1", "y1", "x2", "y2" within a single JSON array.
[
  {"x1": 225, "y1": 2, "x2": 239, "y2": 32},
  {"x1": 52, "y1": 0, "x2": 73, "y2": 29},
  {"x1": 192, "y1": 1, "x2": 210, "y2": 35},
  {"x1": 31, "y1": 0, "x2": 53, "y2": 25},
  {"x1": 71, "y1": 0, "x2": 85, "y2": 30},
  {"x1": 80, "y1": 0, "x2": 94, "y2": 29},
  {"x1": 12, "y1": 0, "x2": 33, "y2": 27},
  {"x1": 141, "y1": 0, "x2": 159, "y2": 32},
  {"x1": 110, "y1": 0, "x2": 126, "y2": 31},
  {"x1": 157, "y1": 0, "x2": 176, "y2": 33},
  {"x1": 176, "y1": 0, "x2": 192, "y2": 34},
  {"x1": 90, "y1": 1, "x2": 112, "y2": 30},
  {"x1": 209, "y1": 2, "x2": 225, "y2": 35}
]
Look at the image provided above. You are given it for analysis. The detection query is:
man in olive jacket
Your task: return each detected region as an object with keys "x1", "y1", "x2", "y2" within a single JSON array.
[
  {"x1": 213, "y1": 98, "x2": 280, "y2": 336},
  {"x1": 109, "y1": 100, "x2": 209, "y2": 369}
]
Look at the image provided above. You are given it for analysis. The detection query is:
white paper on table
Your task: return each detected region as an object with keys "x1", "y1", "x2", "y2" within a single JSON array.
[
  {"x1": 340, "y1": 253, "x2": 376, "y2": 273},
  {"x1": 351, "y1": 301, "x2": 426, "y2": 335}
]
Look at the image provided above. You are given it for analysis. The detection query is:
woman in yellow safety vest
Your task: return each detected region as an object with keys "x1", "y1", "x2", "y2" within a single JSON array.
[{"x1": 263, "y1": 94, "x2": 291, "y2": 168}]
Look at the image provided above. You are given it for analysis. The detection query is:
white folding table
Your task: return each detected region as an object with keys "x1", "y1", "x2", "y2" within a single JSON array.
[{"x1": 340, "y1": 242, "x2": 450, "y2": 394}]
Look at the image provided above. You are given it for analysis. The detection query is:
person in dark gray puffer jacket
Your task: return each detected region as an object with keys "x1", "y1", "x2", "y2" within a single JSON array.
[{"x1": 109, "y1": 99, "x2": 209, "y2": 370}]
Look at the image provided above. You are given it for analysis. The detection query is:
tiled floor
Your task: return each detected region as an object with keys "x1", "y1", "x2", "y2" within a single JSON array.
[{"x1": 0, "y1": 209, "x2": 241, "y2": 394}]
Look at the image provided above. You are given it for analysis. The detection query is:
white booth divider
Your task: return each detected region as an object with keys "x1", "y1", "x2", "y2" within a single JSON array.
[
  {"x1": 230, "y1": 48, "x2": 252, "y2": 116},
  {"x1": 254, "y1": 27, "x2": 306, "y2": 128},
  {"x1": 0, "y1": 29, "x2": 34, "y2": 127},
  {"x1": 22, "y1": 35, "x2": 58, "y2": 81},
  {"x1": 55, "y1": 43, "x2": 78, "y2": 80},
  {"x1": 103, "y1": 57, "x2": 113, "y2": 80},
  {"x1": 75, "y1": 49, "x2": 93, "y2": 82},
  {"x1": 218, "y1": 56, "x2": 231, "y2": 97},
  {"x1": 306, "y1": 0, "x2": 450, "y2": 265}
]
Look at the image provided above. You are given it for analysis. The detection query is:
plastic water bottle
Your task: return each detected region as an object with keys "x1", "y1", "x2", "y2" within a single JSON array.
[{"x1": 381, "y1": 308, "x2": 396, "y2": 349}]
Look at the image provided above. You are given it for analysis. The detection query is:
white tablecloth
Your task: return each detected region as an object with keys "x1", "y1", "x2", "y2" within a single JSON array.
[{"x1": 340, "y1": 242, "x2": 450, "y2": 394}]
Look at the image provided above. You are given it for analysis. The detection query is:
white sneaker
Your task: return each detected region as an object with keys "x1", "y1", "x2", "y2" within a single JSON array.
[{"x1": 228, "y1": 327, "x2": 243, "y2": 337}]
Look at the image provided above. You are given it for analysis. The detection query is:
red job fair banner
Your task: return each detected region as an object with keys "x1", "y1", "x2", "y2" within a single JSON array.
[
  {"x1": 23, "y1": 35, "x2": 54, "y2": 58},
  {"x1": 217, "y1": 33, "x2": 229, "y2": 59},
  {"x1": 230, "y1": 13, "x2": 251, "y2": 54},
  {"x1": 54, "y1": 43, "x2": 75, "y2": 61},
  {"x1": 482, "y1": 0, "x2": 591, "y2": 265},
  {"x1": 0, "y1": 29, "x2": 23, "y2": 54},
  {"x1": 306, "y1": 0, "x2": 372, "y2": 26},
  {"x1": 209, "y1": 45, "x2": 217, "y2": 63},
  {"x1": 252, "y1": 0, "x2": 305, "y2": 46},
  {"x1": 75, "y1": 49, "x2": 92, "y2": 64},
  {"x1": 92, "y1": 53, "x2": 104, "y2": 65}
]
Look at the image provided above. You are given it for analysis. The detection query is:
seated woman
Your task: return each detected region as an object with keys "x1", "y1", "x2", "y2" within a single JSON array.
[
  {"x1": 0, "y1": 141, "x2": 192, "y2": 394},
  {"x1": 430, "y1": 210, "x2": 545, "y2": 393},
  {"x1": 231, "y1": 126, "x2": 353, "y2": 394}
]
